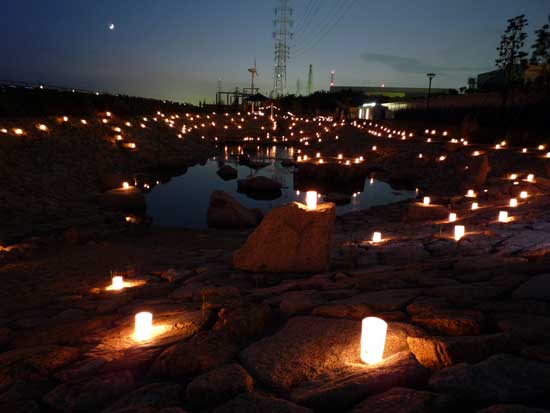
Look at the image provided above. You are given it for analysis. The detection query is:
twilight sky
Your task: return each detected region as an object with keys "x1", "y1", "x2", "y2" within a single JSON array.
[{"x1": 1, "y1": 0, "x2": 548, "y2": 104}]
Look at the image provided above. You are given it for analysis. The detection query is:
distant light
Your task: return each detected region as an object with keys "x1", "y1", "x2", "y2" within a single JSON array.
[
  {"x1": 454, "y1": 225, "x2": 465, "y2": 241},
  {"x1": 108, "y1": 23, "x2": 115, "y2": 30}
]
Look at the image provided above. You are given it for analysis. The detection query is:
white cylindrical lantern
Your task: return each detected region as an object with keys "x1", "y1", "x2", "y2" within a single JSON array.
[
  {"x1": 466, "y1": 189, "x2": 475, "y2": 198},
  {"x1": 509, "y1": 198, "x2": 518, "y2": 207},
  {"x1": 527, "y1": 174, "x2": 534, "y2": 182},
  {"x1": 134, "y1": 312, "x2": 153, "y2": 341},
  {"x1": 449, "y1": 213, "x2": 457, "y2": 222},
  {"x1": 372, "y1": 232, "x2": 382, "y2": 243},
  {"x1": 111, "y1": 276, "x2": 124, "y2": 290},
  {"x1": 360, "y1": 317, "x2": 387, "y2": 365},
  {"x1": 454, "y1": 225, "x2": 465, "y2": 241},
  {"x1": 471, "y1": 202, "x2": 479, "y2": 210},
  {"x1": 305, "y1": 191, "x2": 318, "y2": 210},
  {"x1": 423, "y1": 197, "x2": 431, "y2": 205},
  {"x1": 498, "y1": 211, "x2": 509, "y2": 222},
  {"x1": 520, "y1": 191, "x2": 528, "y2": 199}
]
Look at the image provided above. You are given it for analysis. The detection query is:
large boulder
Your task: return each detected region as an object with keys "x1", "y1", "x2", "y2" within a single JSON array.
[
  {"x1": 233, "y1": 202, "x2": 336, "y2": 273},
  {"x1": 217, "y1": 165, "x2": 238, "y2": 180},
  {"x1": 213, "y1": 393, "x2": 312, "y2": 413},
  {"x1": 207, "y1": 191, "x2": 263, "y2": 229},
  {"x1": 237, "y1": 176, "x2": 282, "y2": 193}
]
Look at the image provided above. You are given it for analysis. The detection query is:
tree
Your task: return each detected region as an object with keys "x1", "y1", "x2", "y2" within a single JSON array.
[
  {"x1": 496, "y1": 15, "x2": 529, "y2": 90},
  {"x1": 531, "y1": 15, "x2": 550, "y2": 91}
]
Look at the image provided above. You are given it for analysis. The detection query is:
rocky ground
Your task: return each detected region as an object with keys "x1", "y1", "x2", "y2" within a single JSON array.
[{"x1": 1, "y1": 111, "x2": 550, "y2": 412}]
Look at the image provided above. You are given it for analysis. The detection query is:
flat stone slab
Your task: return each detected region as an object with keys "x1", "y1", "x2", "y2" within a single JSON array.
[
  {"x1": 513, "y1": 274, "x2": 550, "y2": 301},
  {"x1": 240, "y1": 316, "x2": 424, "y2": 396},
  {"x1": 429, "y1": 354, "x2": 550, "y2": 405},
  {"x1": 213, "y1": 393, "x2": 313, "y2": 413},
  {"x1": 350, "y1": 387, "x2": 453, "y2": 413},
  {"x1": 290, "y1": 351, "x2": 429, "y2": 411}
]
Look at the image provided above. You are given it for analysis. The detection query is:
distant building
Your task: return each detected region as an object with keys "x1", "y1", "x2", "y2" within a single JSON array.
[
  {"x1": 330, "y1": 85, "x2": 449, "y2": 98},
  {"x1": 477, "y1": 69, "x2": 507, "y2": 90}
]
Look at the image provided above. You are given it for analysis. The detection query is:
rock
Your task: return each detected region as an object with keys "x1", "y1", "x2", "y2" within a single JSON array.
[
  {"x1": 350, "y1": 387, "x2": 453, "y2": 413},
  {"x1": 464, "y1": 153, "x2": 489, "y2": 188},
  {"x1": 408, "y1": 334, "x2": 523, "y2": 370},
  {"x1": 0, "y1": 345, "x2": 80, "y2": 375},
  {"x1": 494, "y1": 313, "x2": 550, "y2": 343},
  {"x1": 406, "y1": 203, "x2": 448, "y2": 222},
  {"x1": 324, "y1": 193, "x2": 351, "y2": 205},
  {"x1": 478, "y1": 405, "x2": 550, "y2": 413},
  {"x1": 521, "y1": 344, "x2": 550, "y2": 363},
  {"x1": 0, "y1": 400, "x2": 41, "y2": 413},
  {"x1": 240, "y1": 316, "x2": 423, "y2": 395},
  {"x1": 186, "y1": 363, "x2": 253, "y2": 408},
  {"x1": 290, "y1": 351, "x2": 429, "y2": 411},
  {"x1": 411, "y1": 310, "x2": 483, "y2": 336},
  {"x1": 378, "y1": 242, "x2": 431, "y2": 265},
  {"x1": 104, "y1": 382, "x2": 182, "y2": 412},
  {"x1": 513, "y1": 274, "x2": 550, "y2": 301},
  {"x1": 237, "y1": 176, "x2": 282, "y2": 193},
  {"x1": 429, "y1": 354, "x2": 550, "y2": 405},
  {"x1": 151, "y1": 331, "x2": 239, "y2": 379},
  {"x1": 233, "y1": 202, "x2": 336, "y2": 273},
  {"x1": 213, "y1": 393, "x2": 313, "y2": 413},
  {"x1": 44, "y1": 370, "x2": 136, "y2": 412},
  {"x1": 212, "y1": 302, "x2": 271, "y2": 340},
  {"x1": 279, "y1": 290, "x2": 326, "y2": 317},
  {"x1": 217, "y1": 165, "x2": 238, "y2": 180},
  {"x1": 334, "y1": 289, "x2": 424, "y2": 312},
  {"x1": 98, "y1": 187, "x2": 145, "y2": 212},
  {"x1": 207, "y1": 191, "x2": 263, "y2": 229}
]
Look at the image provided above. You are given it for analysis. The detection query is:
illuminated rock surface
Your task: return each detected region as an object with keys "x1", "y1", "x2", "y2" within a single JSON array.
[{"x1": 233, "y1": 202, "x2": 336, "y2": 272}]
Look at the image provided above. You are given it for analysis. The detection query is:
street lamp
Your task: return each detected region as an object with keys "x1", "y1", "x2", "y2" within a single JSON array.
[{"x1": 426, "y1": 73, "x2": 436, "y2": 110}]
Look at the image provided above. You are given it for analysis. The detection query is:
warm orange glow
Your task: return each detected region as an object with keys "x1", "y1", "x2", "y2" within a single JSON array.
[
  {"x1": 111, "y1": 276, "x2": 124, "y2": 290},
  {"x1": 361, "y1": 317, "x2": 387, "y2": 365},
  {"x1": 122, "y1": 181, "x2": 130, "y2": 189},
  {"x1": 498, "y1": 211, "x2": 509, "y2": 222},
  {"x1": 37, "y1": 124, "x2": 48, "y2": 131},
  {"x1": 449, "y1": 212, "x2": 457, "y2": 222},
  {"x1": 14, "y1": 128, "x2": 24, "y2": 135},
  {"x1": 423, "y1": 197, "x2": 431, "y2": 205},
  {"x1": 526, "y1": 174, "x2": 534, "y2": 182},
  {"x1": 466, "y1": 189, "x2": 476, "y2": 198},
  {"x1": 471, "y1": 202, "x2": 479, "y2": 210},
  {"x1": 372, "y1": 232, "x2": 382, "y2": 243},
  {"x1": 509, "y1": 198, "x2": 518, "y2": 207},
  {"x1": 134, "y1": 312, "x2": 153, "y2": 341},
  {"x1": 520, "y1": 191, "x2": 528, "y2": 199}
]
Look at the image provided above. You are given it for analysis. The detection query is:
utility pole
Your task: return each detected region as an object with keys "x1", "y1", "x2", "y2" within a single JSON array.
[
  {"x1": 329, "y1": 70, "x2": 335, "y2": 90},
  {"x1": 216, "y1": 78, "x2": 222, "y2": 105},
  {"x1": 307, "y1": 64, "x2": 313, "y2": 95},
  {"x1": 426, "y1": 73, "x2": 436, "y2": 110},
  {"x1": 273, "y1": 0, "x2": 293, "y2": 97},
  {"x1": 296, "y1": 77, "x2": 301, "y2": 96}
]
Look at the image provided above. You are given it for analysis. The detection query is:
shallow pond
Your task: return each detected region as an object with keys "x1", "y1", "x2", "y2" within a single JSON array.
[{"x1": 145, "y1": 146, "x2": 415, "y2": 228}]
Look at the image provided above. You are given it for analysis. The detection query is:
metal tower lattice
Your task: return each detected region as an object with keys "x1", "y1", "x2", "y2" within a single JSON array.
[
  {"x1": 307, "y1": 64, "x2": 313, "y2": 95},
  {"x1": 273, "y1": 0, "x2": 293, "y2": 97}
]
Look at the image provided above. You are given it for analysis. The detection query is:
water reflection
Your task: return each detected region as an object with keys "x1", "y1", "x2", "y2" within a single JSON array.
[{"x1": 145, "y1": 146, "x2": 414, "y2": 228}]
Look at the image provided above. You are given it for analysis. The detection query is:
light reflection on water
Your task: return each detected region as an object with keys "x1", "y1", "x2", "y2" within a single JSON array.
[{"x1": 145, "y1": 146, "x2": 414, "y2": 228}]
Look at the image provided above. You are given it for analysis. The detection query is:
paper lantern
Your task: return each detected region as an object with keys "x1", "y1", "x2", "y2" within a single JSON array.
[
  {"x1": 372, "y1": 232, "x2": 382, "y2": 243},
  {"x1": 471, "y1": 202, "x2": 479, "y2": 210},
  {"x1": 498, "y1": 211, "x2": 509, "y2": 222},
  {"x1": 454, "y1": 225, "x2": 465, "y2": 241},
  {"x1": 134, "y1": 312, "x2": 153, "y2": 341},
  {"x1": 423, "y1": 197, "x2": 431, "y2": 205},
  {"x1": 122, "y1": 182, "x2": 130, "y2": 189},
  {"x1": 360, "y1": 317, "x2": 387, "y2": 365},
  {"x1": 449, "y1": 213, "x2": 457, "y2": 222},
  {"x1": 509, "y1": 198, "x2": 518, "y2": 207},
  {"x1": 306, "y1": 191, "x2": 318, "y2": 210},
  {"x1": 466, "y1": 189, "x2": 476, "y2": 198},
  {"x1": 520, "y1": 191, "x2": 528, "y2": 199},
  {"x1": 526, "y1": 174, "x2": 534, "y2": 182},
  {"x1": 111, "y1": 276, "x2": 124, "y2": 290}
]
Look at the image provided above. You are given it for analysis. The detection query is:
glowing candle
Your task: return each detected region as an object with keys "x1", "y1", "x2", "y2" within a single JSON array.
[
  {"x1": 122, "y1": 182, "x2": 130, "y2": 189},
  {"x1": 360, "y1": 317, "x2": 387, "y2": 365},
  {"x1": 472, "y1": 202, "x2": 479, "y2": 210},
  {"x1": 527, "y1": 174, "x2": 534, "y2": 182},
  {"x1": 466, "y1": 189, "x2": 476, "y2": 198},
  {"x1": 520, "y1": 191, "x2": 528, "y2": 199},
  {"x1": 509, "y1": 198, "x2": 518, "y2": 207},
  {"x1": 449, "y1": 213, "x2": 457, "y2": 222},
  {"x1": 306, "y1": 191, "x2": 318, "y2": 210},
  {"x1": 498, "y1": 211, "x2": 509, "y2": 222},
  {"x1": 111, "y1": 276, "x2": 124, "y2": 290},
  {"x1": 454, "y1": 225, "x2": 465, "y2": 241},
  {"x1": 472, "y1": 151, "x2": 480, "y2": 156},
  {"x1": 372, "y1": 232, "x2": 382, "y2": 243},
  {"x1": 509, "y1": 174, "x2": 517, "y2": 180},
  {"x1": 134, "y1": 312, "x2": 153, "y2": 341},
  {"x1": 423, "y1": 197, "x2": 431, "y2": 205}
]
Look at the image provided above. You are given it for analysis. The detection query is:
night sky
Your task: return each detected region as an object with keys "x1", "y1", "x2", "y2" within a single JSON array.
[{"x1": 1, "y1": 0, "x2": 548, "y2": 104}]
